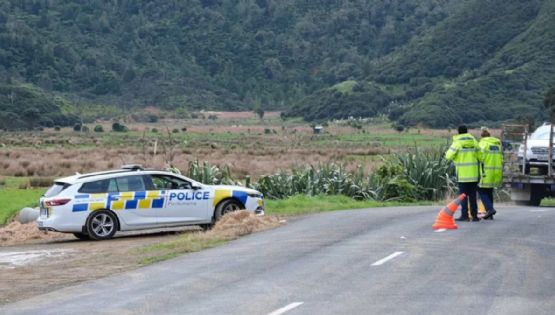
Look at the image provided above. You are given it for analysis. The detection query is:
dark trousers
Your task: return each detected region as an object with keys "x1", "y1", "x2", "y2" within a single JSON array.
[
  {"x1": 478, "y1": 188, "x2": 494, "y2": 211},
  {"x1": 458, "y1": 182, "x2": 478, "y2": 219}
]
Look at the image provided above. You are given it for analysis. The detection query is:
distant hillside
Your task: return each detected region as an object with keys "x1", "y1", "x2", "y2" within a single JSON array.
[
  {"x1": 0, "y1": 0, "x2": 455, "y2": 110},
  {"x1": 387, "y1": 0, "x2": 555, "y2": 127},
  {"x1": 285, "y1": 0, "x2": 555, "y2": 127},
  {"x1": 0, "y1": 84, "x2": 77, "y2": 130},
  {"x1": 1, "y1": 0, "x2": 554, "y2": 129}
]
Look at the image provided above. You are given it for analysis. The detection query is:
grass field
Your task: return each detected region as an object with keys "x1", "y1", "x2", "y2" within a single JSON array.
[
  {"x1": 0, "y1": 177, "x2": 46, "y2": 224},
  {"x1": 0, "y1": 114, "x2": 470, "y2": 180},
  {"x1": 265, "y1": 195, "x2": 433, "y2": 216}
]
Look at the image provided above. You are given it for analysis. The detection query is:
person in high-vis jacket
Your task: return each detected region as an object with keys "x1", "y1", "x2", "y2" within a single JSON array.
[
  {"x1": 477, "y1": 127, "x2": 503, "y2": 220},
  {"x1": 445, "y1": 125, "x2": 480, "y2": 222}
]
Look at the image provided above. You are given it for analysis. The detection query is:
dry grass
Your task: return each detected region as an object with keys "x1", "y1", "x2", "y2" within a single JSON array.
[
  {"x1": 138, "y1": 211, "x2": 282, "y2": 264},
  {"x1": 0, "y1": 138, "x2": 386, "y2": 178},
  {"x1": 0, "y1": 117, "x2": 477, "y2": 179},
  {"x1": 211, "y1": 210, "x2": 281, "y2": 237},
  {"x1": 0, "y1": 221, "x2": 67, "y2": 246}
]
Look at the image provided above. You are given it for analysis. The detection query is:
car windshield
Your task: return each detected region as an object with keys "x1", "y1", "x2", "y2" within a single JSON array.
[{"x1": 530, "y1": 126, "x2": 553, "y2": 140}]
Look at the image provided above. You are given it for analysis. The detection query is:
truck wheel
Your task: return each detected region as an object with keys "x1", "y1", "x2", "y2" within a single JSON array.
[{"x1": 530, "y1": 184, "x2": 545, "y2": 207}]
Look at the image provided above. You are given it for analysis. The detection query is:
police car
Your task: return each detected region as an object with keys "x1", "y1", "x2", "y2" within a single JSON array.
[{"x1": 38, "y1": 165, "x2": 265, "y2": 240}]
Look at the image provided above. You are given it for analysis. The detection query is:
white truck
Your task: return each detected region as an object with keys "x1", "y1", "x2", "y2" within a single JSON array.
[{"x1": 504, "y1": 123, "x2": 555, "y2": 206}]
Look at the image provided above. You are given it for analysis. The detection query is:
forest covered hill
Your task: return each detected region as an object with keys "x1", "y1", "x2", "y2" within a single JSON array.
[{"x1": 1, "y1": 0, "x2": 554, "y2": 129}]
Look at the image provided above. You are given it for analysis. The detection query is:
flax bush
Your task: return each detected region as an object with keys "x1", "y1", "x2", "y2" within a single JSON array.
[
  {"x1": 186, "y1": 160, "x2": 236, "y2": 185},
  {"x1": 255, "y1": 146, "x2": 456, "y2": 201},
  {"x1": 184, "y1": 146, "x2": 456, "y2": 202}
]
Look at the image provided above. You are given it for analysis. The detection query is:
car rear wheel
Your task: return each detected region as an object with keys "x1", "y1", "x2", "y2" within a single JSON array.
[
  {"x1": 86, "y1": 210, "x2": 118, "y2": 240},
  {"x1": 215, "y1": 199, "x2": 243, "y2": 221},
  {"x1": 73, "y1": 232, "x2": 91, "y2": 240}
]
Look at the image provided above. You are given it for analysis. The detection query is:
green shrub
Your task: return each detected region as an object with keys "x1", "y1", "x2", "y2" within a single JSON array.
[
  {"x1": 73, "y1": 123, "x2": 82, "y2": 132},
  {"x1": 255, "y1": 146, "x2": 455, "y2": 201},
  {"x1": 112, "y1": 122, "x2": 128, "y2": 132},
  {"x1": 94, "y1": 125, "x2": 104, "y2": 132},
  {"x1": 29, "y1": 177, "x2": 54, "y2": 187},
  {"x1": 186, "y1": 160, "x2": 235, "y2": 185}
]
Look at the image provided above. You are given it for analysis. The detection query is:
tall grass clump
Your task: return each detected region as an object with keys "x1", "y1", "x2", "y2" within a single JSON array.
[
  {"x1": 255, "y1": 146, "x2": 456, "y2": 202},
  {"x1": 255, "y1": 164, "x2": 371, "y2": 200},
  {"x1": 182, "y1": 146, "x2": 455, "y2": 203},
  {"x1": 389, "y1": 146, "x2": 456, "y2": 200},
  {"x1": 186, "y1": 160, "x2": 236, "y2": 185}
]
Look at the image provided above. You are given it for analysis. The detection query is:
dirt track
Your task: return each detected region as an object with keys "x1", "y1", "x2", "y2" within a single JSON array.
[
  {"x1": 0, "y1": 212, "x2": 282, "y2": 305},
  {"x1": 0, "y1": 227, "x2": 196, "y2": 305}
]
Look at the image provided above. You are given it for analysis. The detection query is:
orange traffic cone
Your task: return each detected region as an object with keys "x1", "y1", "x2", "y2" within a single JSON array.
[{"x1": 432, "y1": 194, "x2": 467, "y2": 230}]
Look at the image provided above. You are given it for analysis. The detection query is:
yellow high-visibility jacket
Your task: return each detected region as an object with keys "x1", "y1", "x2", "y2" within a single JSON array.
[
  {"x1": 478, "y1": 137, "x2": 503, "y2": 188},
  {"x1": 445, "y1": 133, "x2": 480, "y2": 183}
]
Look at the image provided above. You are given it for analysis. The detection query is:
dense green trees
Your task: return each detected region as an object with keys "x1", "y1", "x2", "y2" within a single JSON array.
[
  {"x1": 286, "y1": 0, "x2": 555, "y2": 127},
  {"x1": 1, "y1": 0, "x2": 554, "y2": 128},
  {"x1": 545, "y1": 86, "x2": 555, "y2": 121},
  {"x1": 0, "y1": 0, "x2": 456, "y2": 114},
  {"x1": 0, "y1": 84, "x2": 77, "y2": 130}
]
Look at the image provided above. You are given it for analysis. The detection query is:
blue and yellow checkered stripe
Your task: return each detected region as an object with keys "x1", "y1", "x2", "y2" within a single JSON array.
[
  {"x1": 72, "y1": 191, "x2": 166, "y2": 212},
  {"x1": 213, "y1": 190, "x2": 249, "y2": 207}
]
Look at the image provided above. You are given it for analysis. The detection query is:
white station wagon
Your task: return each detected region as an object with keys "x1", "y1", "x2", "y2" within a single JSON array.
[{"x1": 38, "y1": 165, "x2": 265, "y2": 240}]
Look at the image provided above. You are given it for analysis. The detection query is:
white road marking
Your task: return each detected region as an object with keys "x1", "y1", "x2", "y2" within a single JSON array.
[
  {"x1": 434, "y1": 228, "x2": 447, "y2": 233},
  {"x1": 268, "y1": 302, "x2": 304, "y2": 315},
  {"x1": 371, "y1": 251, "x2": 404, "y2": 266},
  {"x1": 530, "y1": 209, "x2": 555, "y2": 212}
]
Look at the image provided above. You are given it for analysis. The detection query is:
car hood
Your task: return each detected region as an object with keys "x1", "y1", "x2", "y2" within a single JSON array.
[{"x1": 526, "y1": 139, "x2": 553, "y2": 148}]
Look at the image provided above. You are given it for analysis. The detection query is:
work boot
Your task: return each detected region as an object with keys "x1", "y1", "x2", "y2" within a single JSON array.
[
  {"x1": 471, "y1": 217, "x2": 481, "y2": 222},
  {"x1": 455, "y1": 217, "x2": 470, "y2": 222},
  {"x1": 482, "y1": 209, "x2": 497, "y2": 220}
]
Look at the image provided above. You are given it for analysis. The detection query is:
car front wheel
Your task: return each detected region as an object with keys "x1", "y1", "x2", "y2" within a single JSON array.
[
  {"x1": 215, "y1": 199, "x2": 243, "y2": 221},
  {"x1": 86, "y1": 210, "x2": 118, "y2": 240}
]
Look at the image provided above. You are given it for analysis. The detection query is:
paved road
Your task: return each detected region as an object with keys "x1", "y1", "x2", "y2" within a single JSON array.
[{"x1": 2, "y1": 205, "x2": 555, "y2": 315}]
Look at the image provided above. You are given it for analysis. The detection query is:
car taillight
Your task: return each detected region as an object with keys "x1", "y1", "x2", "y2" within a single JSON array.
[{"x1": 45, "y1": 198, "x2": 72, "y2": 207}]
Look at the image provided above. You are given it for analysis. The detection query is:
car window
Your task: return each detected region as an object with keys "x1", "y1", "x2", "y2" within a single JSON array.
[
  {"x1": 79, "y1": 179, "x2": 117, "y2": 194},
  {"x1": 150, "y1": 174, "x2": 192, "y2": 190},
  {"x1": 44, "y1": 182, "x2": 70, "y2": 197},
  {"x1": 116, "y1": 175, "x2": 146, "y2": 192}
]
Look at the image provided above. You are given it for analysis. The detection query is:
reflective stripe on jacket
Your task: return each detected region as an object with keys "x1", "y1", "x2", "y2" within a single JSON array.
[
  {"x1": 478, "y1": 137, "x2": 503, "y2": 188},
  {"x1": 445, "y1": 133, "x2": 479, "y2": 183}
]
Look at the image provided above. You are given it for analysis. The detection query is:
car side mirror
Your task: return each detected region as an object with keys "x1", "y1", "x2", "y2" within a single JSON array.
[{"x1": 191, "y1": 183, "x2": 202, "y2": 190}]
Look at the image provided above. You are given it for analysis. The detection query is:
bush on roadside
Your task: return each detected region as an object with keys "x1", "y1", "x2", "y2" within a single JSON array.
[
  {"x1": 254, "y1": 146, "x2": 456, "y2": 202},
  {"x1": 29, "y1": 177, "x2": 54, "y2": 188},
  {"x1": 94, "y1": 125, "x2": 104, "y2": 132}
]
